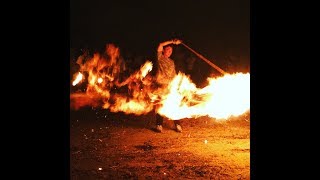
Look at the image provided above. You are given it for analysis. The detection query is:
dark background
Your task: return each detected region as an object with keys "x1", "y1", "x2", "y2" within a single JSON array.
[{"x1": 70, "y1": 0, "x2": 250, "y2": 80}]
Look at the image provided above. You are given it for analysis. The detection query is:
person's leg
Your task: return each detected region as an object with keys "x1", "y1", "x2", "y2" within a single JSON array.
[
  {"x1": 156, "y1": 113, "x2": 164, "y2": 125},
  {"x1": 155, "y1": 113, "x2": 163, "y2": 132},
  {"x1": 174, "y1": 120, "x2": 180, "y2": 125},
  {"x1": 174, "y1": 120, "x2": 182, "y2": 132}
]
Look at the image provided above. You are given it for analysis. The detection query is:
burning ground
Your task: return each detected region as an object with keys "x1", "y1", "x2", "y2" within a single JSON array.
[{"x1": 70, "y1": 44, "x2": 250, "y2": 179}]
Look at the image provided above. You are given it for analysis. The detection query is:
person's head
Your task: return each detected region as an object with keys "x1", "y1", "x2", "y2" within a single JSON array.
[{"x1": 163, "y1": 45, "x2": 173, "y2": 58}]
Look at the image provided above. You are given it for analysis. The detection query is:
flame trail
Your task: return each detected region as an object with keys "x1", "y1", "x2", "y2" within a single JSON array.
[{"x1": 70, "y1": 43, "x2": 250, "y2": 120}]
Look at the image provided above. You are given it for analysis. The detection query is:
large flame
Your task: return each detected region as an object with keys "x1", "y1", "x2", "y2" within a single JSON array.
[
  {"x1": 70, "y1": 43, "x2": 250, "y2": 120},
  {"x1": 157, "y1": 72, "x2": 250, "y2": 120}
]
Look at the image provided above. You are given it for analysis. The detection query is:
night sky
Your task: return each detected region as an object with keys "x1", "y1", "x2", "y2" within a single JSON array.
[{"x1": 70, "y1": 0, "x2": 250, "y2": 77}]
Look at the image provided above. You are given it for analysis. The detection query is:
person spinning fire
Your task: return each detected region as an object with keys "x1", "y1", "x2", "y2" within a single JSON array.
[{"x1": 154, "y1": 38, "x2": 183, "y2": 133}]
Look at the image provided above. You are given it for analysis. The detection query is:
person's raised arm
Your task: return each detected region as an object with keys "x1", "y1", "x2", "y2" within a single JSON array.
[{"x1": 157, "y1": 39, "x2": 182, "y2": 52}]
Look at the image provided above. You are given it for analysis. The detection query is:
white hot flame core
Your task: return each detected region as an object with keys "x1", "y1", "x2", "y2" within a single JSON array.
[
  {"x1": 157, "y1": 72, "x2": 250, "y2": 120},
  {"x1": 97, "y1": 77, "x2": 103, "y2": 83},
  {"x1": 72, "y1": 72, "x2": 83, "y2": 86},
  {"x1": 140, "y1": 61, "x2": 153, "y2": 78}
]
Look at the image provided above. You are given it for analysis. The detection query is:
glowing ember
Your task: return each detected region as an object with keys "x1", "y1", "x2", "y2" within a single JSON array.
[{"x1": 72, "y1": 72, "x2": 83, "y2": 86}]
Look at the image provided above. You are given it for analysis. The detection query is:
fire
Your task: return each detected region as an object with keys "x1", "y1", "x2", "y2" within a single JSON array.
[
  {"x1": 72, "y1": 72, "x2": 83, "y2": 86},
  {"x1": 140, "y1": 61, "x2": 153, "y2": 78},
  {"x1": 71, "y1": 43, "x2": 156, "y2": 115},
  {"x1": 70, "y1": 43, "x2": 250, "y2": 120},
  {"x1": 157, "y1": 72, "x2": 250, "y2": 120}
]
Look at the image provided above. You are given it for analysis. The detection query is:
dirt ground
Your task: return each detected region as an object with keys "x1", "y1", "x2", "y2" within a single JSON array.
[{"x1": 70, "y1": 108, "x2": 250, "y2": 179}]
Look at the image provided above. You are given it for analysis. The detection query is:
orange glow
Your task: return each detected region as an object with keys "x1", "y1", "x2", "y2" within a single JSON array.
[{"x1": 71, "y1": 43, "x2": 250, "y2": 120}]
